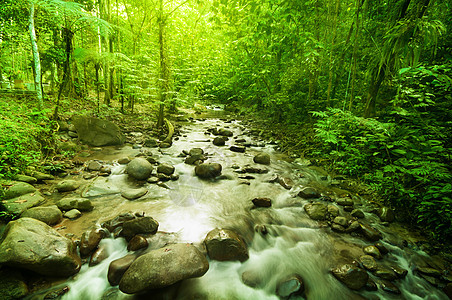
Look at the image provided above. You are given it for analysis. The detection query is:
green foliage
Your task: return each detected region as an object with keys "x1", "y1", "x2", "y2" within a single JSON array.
[
  {"x1": 0, "y1": 97, "x2": 56, "y2": 179},
  {"x1": 312, "y1": 63, "x2": 452, "y2": 241}
]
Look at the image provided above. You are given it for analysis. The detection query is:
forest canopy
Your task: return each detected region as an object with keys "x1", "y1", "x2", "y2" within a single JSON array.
[{"x1": 0, "y1": 0, "x2": 451, "y2": 240}]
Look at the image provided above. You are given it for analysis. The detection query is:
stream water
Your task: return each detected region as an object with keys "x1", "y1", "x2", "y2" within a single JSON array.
[{"x1": 30, "y1": 112, "x2": 449, "y2": 300}]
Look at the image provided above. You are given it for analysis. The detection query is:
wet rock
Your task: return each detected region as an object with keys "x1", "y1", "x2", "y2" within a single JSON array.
[
  {"x1": 230, "y1": 145, "x2": 246, "y2": 153},
  {"x1": 351, "y1": 209, "x2": 365, "y2": 219},
  {"x1": 252, "y1": 197, "x2": 272, "y2": 208},
  {"x1": 331, "y1": 224, "x2": 347, "y2": 233},
  {"x1": 32, "y1": 171, "x2": 54, "y2": 181},
  {"x1": 243, "y1": 166, "x2": 268, "y2": 174},
  {"x1": 304, "y1": 203, "x2": 328, "y2": 221},
  {"x1": 0, "y1": 218, "x2": 81, "y2": 277},
  {"x1": 333, "y1": 216, "x2": 348, "y2": 227},
  {"x1": 13, "y1": 174, "x2": 37, "y2": 184},
  {"x1": 144, "y1": 138, "x2": 158, "y2": 147},
  {"x1": 328, "y1": 205, "x2": 340, "y2": 218},
  {"x1": 189, "y1": 148, "x2": 204, "y2": 156},
  {"x1": 254, "y1": 225, "x2": 268, "y2": 235},
  {"x1": 344, "y1": 206, "x2": 354, "y2": 212},
  {"x1": 213, "y1": 137, "x2": 226, "y2": 146},
  {"x1": 359, "y1": 223, "x2": 382, "y2": 242},
  {"x1": 72, "y1": 116, "x2": 125, "y2": 146},
  {"x1": 108, "y1": 253, "x2": 140, "y2": 286},
  {"x1": 241, "y1": 270, "x2": 263, "y2": 288},
  {"x1": 119, "y1": 243, "x2": 209, "y2": 294},
  {"x1": 253, "y1": 153, "x2": 270, "y2": 165},
  {"x1": 68, "y1": 131, "x2": 78, "y2": 138},
  {"x1": 365, "y1": 278, "x2": 378, "y2": 291},
  {"x1": 336, "y1": 197, "x2": 354, "y2": 206},
  {"x1": 0, "y1": 269, "x2": 28, "y2": 300},
  {"x1": 89, "y1": 245, "x2": 109, "y2": 267},
  {"x1": 195, "y1": 163, "x2": 222, "y2": 179},
  {"x1": 276, "y1": 275, "x2": 304, "y2": 298},
  {"x1": 359, "y1": 255, "x2": 378, "y2": 272},
  {"x1": 80, "y1": 228, "x2": 105, "y2": 257},
  {"x1": 2, "y1": 192, "x2": 45, "y2": 215},
  {"x1": 121, "y1": 216, "x2": 159, "y2": 240},
  {"x1": 380, "y1": 280, "x2": 401, "y2": 294},
  {"x1": 331, "y1": 264, "x2": 369, "y2": 290},
  {"x1": 3, "y1": 182, "x2": 36, "y2": 199},
  {"x1": 363, "y1": 245, "x2": 382, "y2": 259},
  {"x1": 278, "y1": 176, "x2": 293, "y2": 190},
  {"x1": 157, "y1": 173, "x2": 171, "y2": 181},
  {"x1": 121, "y1": 188, "x2": 148, "y2": 200},
  {"x1": 346, "y1": 221, "x2": 361, "y2": 233},
  {"x1": 55, "y1": 180, "x2": 80, "y2": 192},
  {"x1": 378, "y1": 207, "x2": 395, "y2": 222},
  {"x1": 390, "y1": 265, "x2": 408, "y2": 278},
  {"x1": 21, "y1": 205, "x2": 62, "y2": 225},
  {"x1": 218, "y1": 128, "x2": 233, "y2": 137},
  {"x1": 87, "y1": 160, "x2": 102, "y2": 171},
  {"x1": 126, "y1": 158, "x2": 153, "y2": 180},
  {"x1": 127, "y1": 235, "x2": 149, "y2": 251},
  {"x1": 374, "y1": 242, "x2": 389, "y2": 255},
  {"x1": 147, "y1": 176, "x2": 159, "y2": 183},
  {"x1": 204, "y1": 228, "x2": 249, "y2": 262},
  {"x1": 64, "y1": 209, "x2": 81, "y2": 219},
  {"x1": 298, "y1": 187, "x2": 320, "y2": 199},
  {"x1": 157, "y1": 163, "x2": 175, "y2": 176},
  {"x1": 185, "y1": 154, "x2": 206, "y2": 165},
  {"x1": 375, "y1": 265, "x2": 397, "y2": 280},
  {"x1": 170, "y1": 174, "x2": 179, "y2": 181},
  {"x1": 118, "y1": 157, "x2": 131, "y2": 164},
  {"x1": 57, "y1": 197, "x2": 94, "y2": 212},
  {"x1": 416, "y1": 267, "x2": 442, "y2": 278}
]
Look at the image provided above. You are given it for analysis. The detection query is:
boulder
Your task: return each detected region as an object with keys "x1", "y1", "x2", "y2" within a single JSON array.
[
  {"x1": 157, "y1": 163, "x2": 175, "y2": 176},
  {"x1": 13, "y1": 174, "x2": 37, "y2": 184},
  {"x1": 276, "y1": 275, "x2": 304, "y2": 298},
  {"x1": 117, "y1": 157, "x2": 131, "y2": 165},
  {"x1": 189, "y1": 148, "x2": 204, "y2": 156},
  {"x1": 363, "y1": 245, "x2": 382, "y2": 259},
  {"x1": 328, "y1": 205, "x2": 340, "y2": 218},
  {"x1": 304, "y1": 203, "x2": 328, "y2": 221},
  {"x1": 298, "y1": 187, "x2": 320, "y2": 199},
  {"x1": 218, "y1": 128, "x2": 233, "y2": 137},
  {"x1": 126, "y1": 158, "x2": 153, "y2": 180},
  {"x1": 241, "y1": 270, "x2": 263, "y2": 288},
  {"x1": 359, "y1": 255, "x2": 378, "y2": 272},
  {"x1": 32, "y1": 171, "x2": 54, "y2": 181},
  {"x1": 2, "y1": 192, "x2": 45, "y2": 215},
  {"x1": 21, "y1": 205, "x2": 62, "y2": 225},
  {"x1": 253, "y1": 153, "x2": 270, "y2": 165},
  {"x1": 213, "y1": 137, "x2": 226, "y2": 146},
  {"x1": 3, "y1": 182, "x2": 36, "y2": 200},
  {"x1": 121, "y1": 217, "x2": 159, "y2": 239},
  {"x1": 252, "y1": 197, "x2": 272, "y2": 208},
  {"x1": 0, "y1": 269, "x2": 28, "y2": 300},
  {"x1": 195, "y1": 163, "x2": 222, "y2": 179},
  {"x1": 378, "y1": 207, "x2": 395, "y2": 222},
  {"x1": 336, "y1": 197, "x2": 354, "y2": 206},
  {"x1": 359, "y1": 223, "x2": 382, "y2": 242},
  {"x1": 89, "y1": 245, "x2": 109, "y2": 267},
  {"x1": 57, "y1": 197, "x2": 93, "y2": 212},
  {"x1": 374, "y1": 266, "x2": 397, "y2": 281},
  {"x1": 79, "y1": 228, "x2": 105, "y2": 257},
  {"x1": 55, "y1": 180, "x2": 80, "y2": 192},
  {"x1": 127, "y1": 235, "x2": 149, "y2": 251},
  {"x1": 332, "y1": 264, "x2": 368, "y2": 290},
  {"x1": 230, "y1": 145, "x2": 246, "y2": 153},
  {"x1": 351, "y1": 209, "x2": 365, "y2": 219},
  {"x1": 87, "y1": 161, "x2": 102, "y2": 171},
  {"x1": 119, "y1": 243, "x2": 209, "y2": 294},
  {"x1": 333, "y1": 216, "x2": 348, "y2": 227},
  {"x1": 380, "y1": 280, "x2": 400, "y2": 294},
  {"x1": 0, "y1": 218, "x2": 81, "y2": 277},
  {"x1": 108, "y1": 253, "x2": 140, "y2": 286},
  {"x1": 204, "y1": 228, "x2": 248, "y2": 262},
  {"x1": 71, "y1": 116, "x2": 125, "y2": 146},
  {"x1": 121, "y1": 188, "x2": 148, "y2": 200}
]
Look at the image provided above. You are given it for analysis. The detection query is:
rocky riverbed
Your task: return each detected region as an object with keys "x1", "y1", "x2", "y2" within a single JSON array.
[{"x1": 1, "y1": 109, "x2": 451, "y2": 300}]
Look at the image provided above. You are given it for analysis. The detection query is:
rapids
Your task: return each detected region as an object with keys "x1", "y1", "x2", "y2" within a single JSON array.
[{"x1": 28, "y1": 114, "x2": 449, "y2": 300}]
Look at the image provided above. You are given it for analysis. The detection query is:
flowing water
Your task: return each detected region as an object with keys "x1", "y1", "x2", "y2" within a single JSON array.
[{"x1": 32, "y1": 113, "x2": 448, "y2": 300}]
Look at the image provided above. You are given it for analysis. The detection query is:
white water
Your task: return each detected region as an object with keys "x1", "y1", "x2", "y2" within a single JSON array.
[{"x1": 55, "y1": 117, "x2": 448, "y2": 300}]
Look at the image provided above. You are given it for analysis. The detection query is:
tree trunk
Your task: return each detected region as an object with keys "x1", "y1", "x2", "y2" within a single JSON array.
[
  {"x1": 326, "y1": 0, "x2": 341, "y2": 107},
  {"x1": 363, "y1": 67, "x2": 385, "y2": 118},
  {"x1": 157, "y1": 0, "x2": 168, "y2": 129},
  {"x1": 28, "y1": 0, "x2": 43, "y2": 110}
]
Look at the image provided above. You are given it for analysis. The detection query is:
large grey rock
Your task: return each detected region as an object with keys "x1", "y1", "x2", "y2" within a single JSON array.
[
  {"x1": 2, "y1": 192, "x2": 45, "y2": 215},
  {"x1": 57, "y1": 197, "x2": 93, "y2": 212},
  {"x1": 126, "y1": 158, "x2": 153, "y2": 180},
  {"x1": 31, "y1": 171, "x2": 54, "y2": 181},
  {"x1": 79, "y1": 228, "x2": 106, "y2": 258},
  {"x1": 0, "y1": 269, "x2": 28, "y2": 300},
  {"x1": 64, "y1": 209, "x2": 81, "y2": 219},
  {"x1": 21, "y1": 205, "x2": 62, "y2": 225},
  {"x1": 359, "y1": 223, "x2": 382, "y2": 242},
  {"x1": 332, "y1": 264, "x2": 368, "y2": 290},
  {"x1": 3, "y1": 182, "x2": 36, "y2": 200},
  {"x1": 298, "y1": 187, "x2": 320, "y2": 199},
  {"x1": 121, "y1": 188, "x2": 148, "y2": 200},
  {"x1": 55, "y1": 180, "x2": 80, "y2": 192},
  {"x1": 119, "y1": 243, "x2": 209, "y2": 294},
  {"x1": 195, "y1": 163, "x2": 222, "y2": 179},
  {"x1": 359, "y1": 255, "x2": 378, "y2": 272},
  {"x1": 13, "y1": 174, "x2": 37, "y2": 184},
  {"x1": 304, "y1": 203, "x2": 328, "y2": 221},
  {"x1": 108, "y1": 253, "x2": 140, "y2": 286},
  {"x1": 0, "y1": 218, "x2": 81, "y2": 277},
  {"x1": 71, "y1": 116, "x2": 125, "y2": 147},
  {"x1": 204, "y1": 228, "x2": 248, "y2": 262}
]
